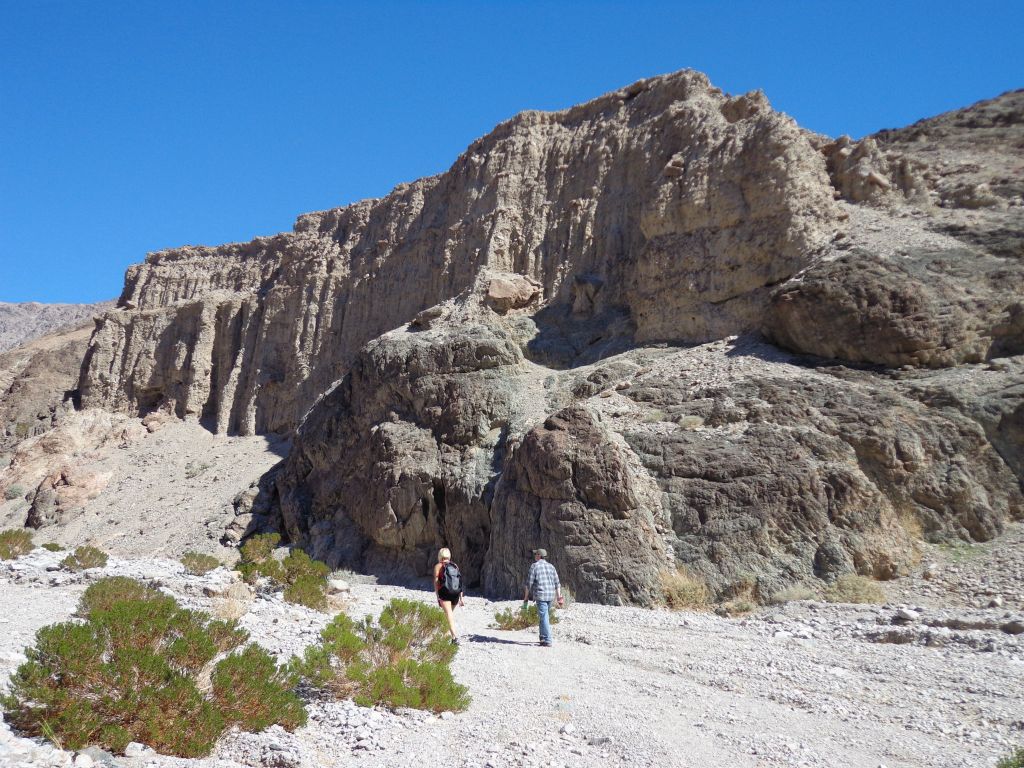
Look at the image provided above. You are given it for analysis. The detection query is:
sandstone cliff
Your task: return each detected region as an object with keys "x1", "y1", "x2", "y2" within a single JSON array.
[{"x1": 64, "y1": 73, "x2": 1024, "y2": 604}]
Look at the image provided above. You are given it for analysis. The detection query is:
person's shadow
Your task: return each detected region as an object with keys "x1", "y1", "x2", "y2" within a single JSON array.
[{"x1": 465, "y1": 633, "x2": 536, "y2": 646}]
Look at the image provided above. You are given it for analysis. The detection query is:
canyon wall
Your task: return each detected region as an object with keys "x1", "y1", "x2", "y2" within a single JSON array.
[
  {"x1": 79, "y1": 70, "x2": 838, "y2": 434},
  {"x1": 70, "y1": 73, "x2": 1024, "y2": 603}
]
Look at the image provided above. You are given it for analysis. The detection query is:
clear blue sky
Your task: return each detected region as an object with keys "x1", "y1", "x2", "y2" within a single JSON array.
[{"x1": 1, "y1": 1, "x2": 1021, "y2": 303}]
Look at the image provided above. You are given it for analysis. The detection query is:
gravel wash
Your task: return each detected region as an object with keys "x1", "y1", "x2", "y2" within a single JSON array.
[{"x1": 1, "y1": 542, "x2": 1022, "y2": 768}]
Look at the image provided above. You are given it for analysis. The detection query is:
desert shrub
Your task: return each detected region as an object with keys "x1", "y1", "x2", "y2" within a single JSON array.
[
  {"x1": 240, "y1": 532, "x2": 280, "y2": 563},
  {"x1": 236, "y1": 533, "x2": 285, "y2": 584},
  {"x1": 292, "y1": 598, "x2": 469, "y2": 713},
  {"x1": 283, "y1": 576, "x2": 328, "y2": 610},
  {"x1": 41, "y1": 542, "x2": 63, "y2": 552},
  {"x1": 675, "y1": 414, "x2": 705, "y2": 430},
  {"x1": 0, "y1": 528, "x2": 33, "y2": 560},
  {"x1": 184, "y1": 461, "x2": 211, "y2": 479},
  {"x1": 661, "y1": 567, "x2": 709, "y2": 610},
  {"x1": 897, "y1": 510, "x2": 924, "y2": 540},
  {"x1": 60, "y1": 545, "x2": 108, "y2": 572},
  {"x1": 997, "y1": 747, "x2": 1024, "y2": 768},
  {"x1": 78, "y1": 576, "x2": 163, "y2": 616},
  {"x1": 210, "y1": 644, "x2": 306, "y2": 732},
  {"x1": 718, "y1": 577, "x2": 759, "y2": 615},
  {"x1": 717, "y1": 599, "x2": 756, "y2": 616},
  {"x1": 4, "y1": 485, "x2": 25, "y2": 501},
  {"x1": 824, "y1": 574, "x2": 886, "y2": 604},
  {"x1": 281, "y1": 549, "x2": 329, "y2": 610},
  {"x1": 236, "y1": 536, "x2": 328, "y2": 610},
  {"x1": 1, "y1": 580, "x2": 304, "y2": 757},
  {"x1": 181, "y1": 551, "x2": 221, "y2": 576},
  {"x1": 492, "y1": 604, "x2": 560, "y2": 631},
  {"x1": 768, "y1": 585, "x2": 817, "y2": 604}
]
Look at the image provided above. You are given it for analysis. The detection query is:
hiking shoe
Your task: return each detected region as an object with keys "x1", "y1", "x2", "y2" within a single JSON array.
[
  {"x1": 539, "y1": 641, "x2": 552, "y2": 647},
  {"x1": 451, "y1": 636, "x2": 460, "y2": 646}
]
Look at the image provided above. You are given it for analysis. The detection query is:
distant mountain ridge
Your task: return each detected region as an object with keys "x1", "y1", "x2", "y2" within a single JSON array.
[{"x1": 0, "y1": 301, "x2": 113, "y2": 354}]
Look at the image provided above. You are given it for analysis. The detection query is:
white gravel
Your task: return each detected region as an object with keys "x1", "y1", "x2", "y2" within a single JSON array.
[{"x1": 2, "y1": 533, "x2": 1023, "y2": 768}]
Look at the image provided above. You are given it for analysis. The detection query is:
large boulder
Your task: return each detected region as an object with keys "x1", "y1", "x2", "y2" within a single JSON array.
[
  {"x1": 765, "y1": 247, "x2": 1024, "y2": 368},
  {"x1": 484, "y1": 407, "x2": 670, "y2": 606}
]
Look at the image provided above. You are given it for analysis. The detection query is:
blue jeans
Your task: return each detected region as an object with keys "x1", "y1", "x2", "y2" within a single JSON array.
[{"x1": 537, "y1": 600, "x2": 553, "y2": 645}]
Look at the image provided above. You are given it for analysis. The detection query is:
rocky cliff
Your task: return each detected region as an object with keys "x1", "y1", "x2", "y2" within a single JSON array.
[
  {"x1": 79, "y1": 71, "x2": 838, "y2": 434},
  {"x1": 71, "y1": 72, "x2": 1024, "y2": 604}
]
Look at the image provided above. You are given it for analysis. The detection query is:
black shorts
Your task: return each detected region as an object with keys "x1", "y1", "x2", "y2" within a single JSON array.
[{"x1": 438, "y1": 588, "x2": 462, "y2": 606}]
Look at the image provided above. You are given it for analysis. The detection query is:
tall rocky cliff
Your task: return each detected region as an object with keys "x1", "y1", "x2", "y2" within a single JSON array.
[
  {"x1": 74, "y1": 71, "x2": 1024, "y2": 604},
  {"x1": 79, "y1": 71, "x2": 837, "y2": 434}
]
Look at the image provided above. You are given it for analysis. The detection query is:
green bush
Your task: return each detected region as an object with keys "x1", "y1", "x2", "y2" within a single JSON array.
[
  {"x1": 210, "y1": 644, "x2": 306, "y2": 732},
  {"x1": 235, "y1": 536, "x2": 329, "y2": 610},
  {"x1": 824, "y1": 574, "x2": 886, "y2": 604},
  {"x1": 281, "y1": 549, "x2": 329, "y2": 610},
  {"x1": 181, "y1": 551, "x2": 221, "y2": 576},
  {"x1": 78, "y1": 577, "x2": 163, "y2": 617},
  {"x1": 4, "y1": 485, "x2": 24, "y2": 501},
  {"x1": 236, "y1": 533, "x2": 285, "y2": 584},
  {"x1": 998, "y1": 747, "x2": 1024, "y2": 768},
  {"x1": 1, "y1": 579, "x2": 304, "y2": 757},
  {"x1": 283, "y1": 575, "x2": 327, "y2": 611},
  {"x1": 292, "y1": 598, "x2": 468, "y2": 713},
  {"x1": 0, "y1": 528, "x2": 33, "y2": 560},
  {"x1": 41, "y1": 542, "x2": 63, "y2": 552},
  {"x1": 492, "y1": 604, "x2": 560, "y2": 631},
  {"x1": 60, "y1": 545, "x2": 108, "y2": 572}
]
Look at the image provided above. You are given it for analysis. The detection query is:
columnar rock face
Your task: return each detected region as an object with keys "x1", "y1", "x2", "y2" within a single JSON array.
[
  {"x1": 79, "y1": 70, "x2": 838, "y2": 434},
  {"x1": 68, "y1": 72, "x2": 1024, "y2": 603}
]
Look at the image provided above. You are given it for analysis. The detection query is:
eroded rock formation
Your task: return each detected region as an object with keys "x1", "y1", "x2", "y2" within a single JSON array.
[
  {"x1": 18, "y1": 72, "x2": 1021, "y2": 603},
  {"x1": 79, "y1": 70, "x2": 838, "y2": 434}
]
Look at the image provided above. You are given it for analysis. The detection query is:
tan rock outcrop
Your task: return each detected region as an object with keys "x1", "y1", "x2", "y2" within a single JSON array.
[
  {"x1": 80, "y1": 70, "x2": 839, "y2": 434},
  {"x1": 0, "y1": 323, "x2": 96, "y2": 452}
]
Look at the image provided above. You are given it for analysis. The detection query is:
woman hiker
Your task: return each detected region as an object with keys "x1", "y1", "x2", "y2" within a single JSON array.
[{"x1": 433, "y1": 547, "x2": 464, "y2": 644}]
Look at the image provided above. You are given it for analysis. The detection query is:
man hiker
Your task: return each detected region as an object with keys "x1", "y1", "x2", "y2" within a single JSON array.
[{"x1": 522, "y1": 548, "x2": 564, "y2": 647}]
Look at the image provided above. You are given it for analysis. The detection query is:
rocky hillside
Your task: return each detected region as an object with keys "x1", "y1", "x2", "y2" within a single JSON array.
[
  {"x1": 5, "y1": 71, "x2": 1023, "y2": 606},
  {"x1": 0, "y1": 301, "x2": 111, "y2": 354}
]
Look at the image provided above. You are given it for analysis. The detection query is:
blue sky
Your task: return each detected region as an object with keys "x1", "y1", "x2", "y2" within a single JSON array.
[{"x1": 1, "y1": 1, "x2": 1021, "y2": 303}]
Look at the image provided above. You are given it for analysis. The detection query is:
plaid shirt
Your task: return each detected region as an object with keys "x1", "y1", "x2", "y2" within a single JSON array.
[{"x1": 525, "y1": 558, "x2": 560, "y2": 602}]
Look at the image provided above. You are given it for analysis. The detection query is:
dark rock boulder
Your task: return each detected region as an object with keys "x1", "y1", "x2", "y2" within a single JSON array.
[
  {"x1": 765, "y1": 247, "x2": 1024, "y2": 368},
  {"x1": 483, "y1": 407, "x2": 668, "y2": 606}
]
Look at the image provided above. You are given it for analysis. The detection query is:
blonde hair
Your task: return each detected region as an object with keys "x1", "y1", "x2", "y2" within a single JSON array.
[{"x1": 438, "y1": 548, "x2": 451, "y2": 562}]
